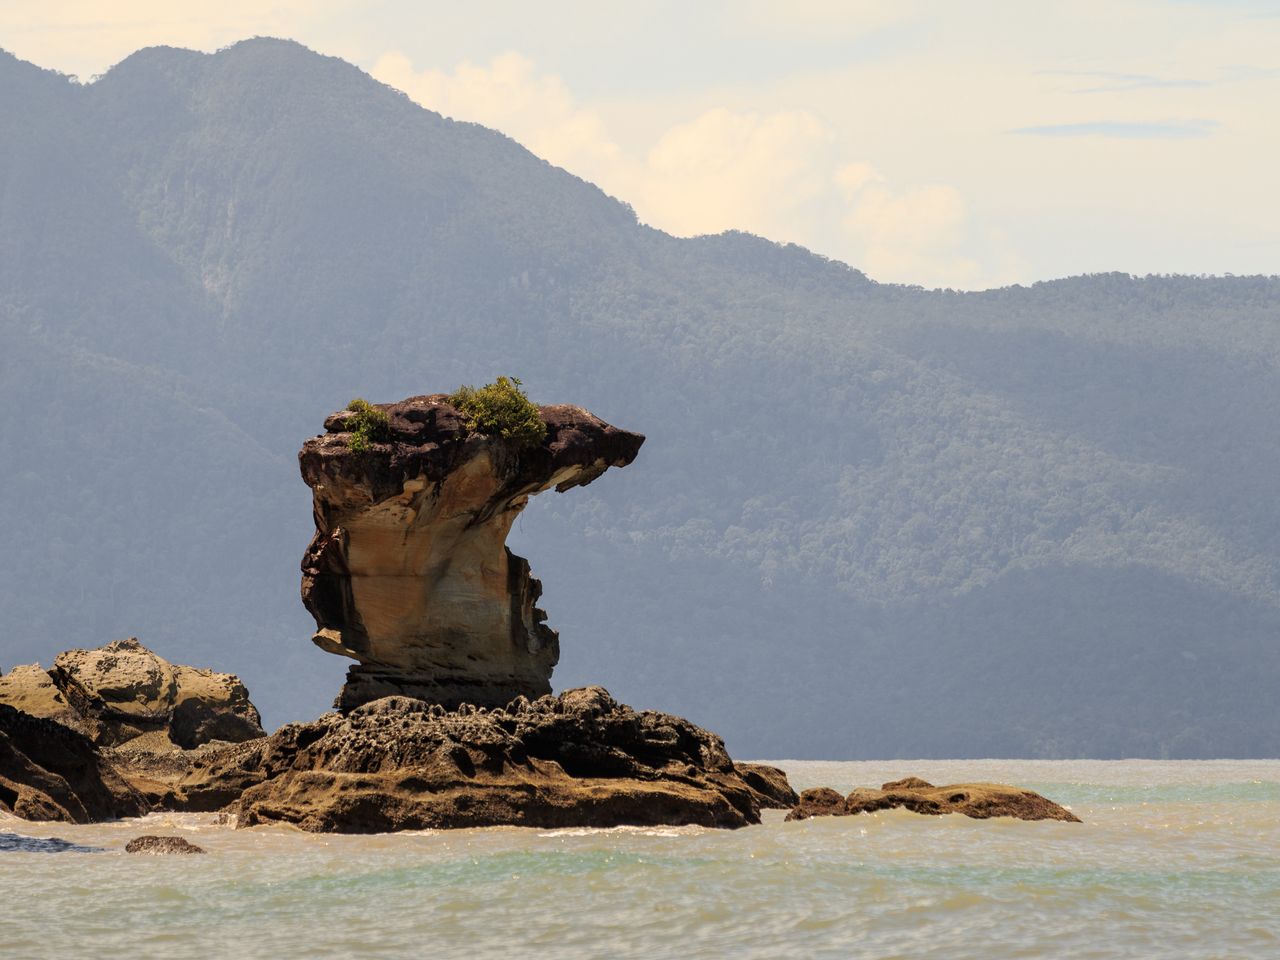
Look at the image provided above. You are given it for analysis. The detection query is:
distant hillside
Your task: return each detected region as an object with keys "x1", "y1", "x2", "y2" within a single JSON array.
[{"x1": 2, "y1": 39, "x2": 1278, "y2": 758}]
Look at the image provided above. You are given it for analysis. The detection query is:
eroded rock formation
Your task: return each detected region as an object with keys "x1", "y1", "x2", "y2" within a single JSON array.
[
  {"x1": 0, "y1": 703, "x2": 149, "y2": 823},
  {"x1": 0, "y1": 638, "x2": 264, "y2": 750},
  {"x1": 176, "y1": 686, "x2": 770, "y2": 831},
  {"x1": 785, "y1": 777, "x2": 1081, "y2": 823},
  {"x1": 299, "y1": 395, "x2": 644, "y2": 711}
]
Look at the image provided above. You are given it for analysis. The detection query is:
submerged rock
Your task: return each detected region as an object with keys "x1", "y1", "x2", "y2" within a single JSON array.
[
  {"x1": 179, "y1": 686, "x2": 782, "y2": 832},
  {"x1": 0, "y1": 703, "x2": 148, "y2": 823},
  {"x1": 785, "y1": 777, "x2": 1080, "y2": 823},
  {"x1": 299, "y1": 395, "x2": 644, "y2": 712},
  {"x1": 0, "y1": 638, "x2": 264, "y2": 751},
  {"x1": 124, "y1": 835, "x2": 206, "y2": 855}
]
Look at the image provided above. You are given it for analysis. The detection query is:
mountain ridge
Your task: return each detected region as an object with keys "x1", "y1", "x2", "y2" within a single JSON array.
[{"x1": 1, "y1": 38, "x2": 1278, "y2": 758}]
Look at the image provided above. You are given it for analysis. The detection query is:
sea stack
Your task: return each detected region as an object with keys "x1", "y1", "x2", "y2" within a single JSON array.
[{"x1": 299, "y1": 393, "x2": 644, "y2": 711}]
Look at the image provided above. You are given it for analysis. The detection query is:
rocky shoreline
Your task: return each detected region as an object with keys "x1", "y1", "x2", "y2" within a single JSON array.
[
  {"x1": 0, "y1": 643, "x2": 1077, "y2": 831},
  {"x1": 0, "y1": 394, "x2": 1078, "y2": 832},
  {"x1": 0, "y1": 652, "x2": 798, "y2": 830}
]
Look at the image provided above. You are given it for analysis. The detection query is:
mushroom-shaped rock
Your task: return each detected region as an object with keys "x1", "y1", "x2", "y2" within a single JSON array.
[{"x1": 299, "y1": 395, "x2": 644, "y2": 711}]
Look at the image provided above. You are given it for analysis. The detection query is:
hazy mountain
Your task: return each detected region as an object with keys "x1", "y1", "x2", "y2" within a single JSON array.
[{"x1": 2, "y1": 39, "x2": 1277, "y2": 759}]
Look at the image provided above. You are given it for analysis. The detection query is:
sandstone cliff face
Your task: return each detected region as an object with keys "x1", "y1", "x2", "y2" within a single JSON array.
[
  {"x1": 178, "y1": 686, "x2": 767, "y2": 831},
  {"x1": 299, "y1": 395, "x2": 644, "y2": 711},
  {"x1": 0, "y1": 638, "x2": 264, "y2": 750}
]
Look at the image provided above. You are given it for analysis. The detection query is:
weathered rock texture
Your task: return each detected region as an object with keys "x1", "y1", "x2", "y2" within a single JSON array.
[
  {"x1": 735, "y1": 762, "x2": 800, "y2": 809},
  {"x1": 0, "y1": 638, "x2": 263, "y2": 750},
  {"x1": 299, "y1": 395, "x2": 644, "y2": 712},
  {"x1": 785, "y1": 777, "x2": 1081, "y2": 823},
  {"x1": 125, "y1": 835, "x2": 206, "y2": 854},
  {"x1": 0, "y1": 703, "x2": 148, "y2": 823},
  {"x1": 786, "y1": 786, "x2": 848, "y2": 820},
  {"x1": 177, "y1": 687, "x2": 772, "y2": 832},
  {"x1": 0, "y1": 664, "x2": 86, "y2": 736}
]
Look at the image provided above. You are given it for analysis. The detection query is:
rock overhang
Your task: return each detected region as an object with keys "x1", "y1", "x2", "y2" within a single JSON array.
[{"x1": 298, "y1": 393, "x2": 644, "y2": 711}]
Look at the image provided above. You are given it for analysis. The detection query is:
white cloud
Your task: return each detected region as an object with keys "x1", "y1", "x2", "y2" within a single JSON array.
[
  {"x1": 845, "y1": 183, "x2": 976, "y2": 287},
  {"x1": 371, "y1": 51, "x2": 623, "y2": 174},
  {"x1": 372, "y1": 51, "x2": 985, "y2": 287},
  {"x1": 638, "y1": 108, "x2": 833, "y2": 237}
]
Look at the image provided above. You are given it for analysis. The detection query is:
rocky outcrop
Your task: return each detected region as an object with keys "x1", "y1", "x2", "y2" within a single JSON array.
[
  {"x1": 0, "y1": 397, "x2": 808, "y2": 836},
  {"x1": 785, "y1": 777, "x2": 1080, "y2": 823},
  {"x1": 786, "y1": 786, "x2": 848, "y2": 820},
  {"x1": 0, "y1": 638, "x2": 264, "y2": 750},
  {"x1": 0, "y1": 664, "x2": 90, "y2": 738},
  {"x1": 299, "y1": 395, "x2": 644, "y2": 712},
  {"x1": 124, "y1": 835, "x2": 206, "y2": 855},
  {"x1": 735, "y1": 762, "x2": 800, "y2": 809},
  {"x1": 176, "y1": 686, "x2": 775, "y2": 832},
  {"x1": 0, "y1": 703, "x2": 148, "y2": 823}
]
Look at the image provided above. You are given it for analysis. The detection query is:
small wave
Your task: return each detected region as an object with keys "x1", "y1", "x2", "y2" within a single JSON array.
[{"x1": 537, "y1": 825, "x2": 705, "y2": 838}]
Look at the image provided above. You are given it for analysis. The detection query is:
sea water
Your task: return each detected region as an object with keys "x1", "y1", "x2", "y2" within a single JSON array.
[{"x1": 2, "y1": 759, "x2": 1277, "y2": 959}]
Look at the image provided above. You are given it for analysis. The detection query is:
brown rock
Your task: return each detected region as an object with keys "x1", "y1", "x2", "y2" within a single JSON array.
[
  {"x1": 0, "y1": 703, "x2": 148, "y2": 823},
  {"x1": 298, "y1": 395, "x2": 644, "y2": 711},
  {"x1": 0, "y1": 664, "x2": 99, "y2": 740},
  {"x1": 784, "y1": 786, "x2": 849, "y2": 821},
  {"x1": 179, "y1": 686, "x2": 765, "y2": 832},
  {"x1": 167, "y1": 664, "x2": 264, "y2": 749},
  {"x1": 844, "y1": 781, "x2": 1081, "y2": 822},
  {"x1": 124, "y1": 835, "x2": 206, "y2": 855},
  {"x1": 735, "y1": 762, "x2": 799, "y2": 809},
  {"x1": 0, "y1": 638, "x2": 265, "y2": 750},
  {"x1": 880, "y1": 776, "x2": 934, "y2": 790},
  {"x1": 784, "y1": 777, "x2": 1080, "y2": 823}
]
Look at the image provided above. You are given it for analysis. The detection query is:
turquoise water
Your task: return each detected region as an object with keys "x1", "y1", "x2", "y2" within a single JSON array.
[{"x1": 2, "y1": 759, "x2": 1278, "y2": 959}]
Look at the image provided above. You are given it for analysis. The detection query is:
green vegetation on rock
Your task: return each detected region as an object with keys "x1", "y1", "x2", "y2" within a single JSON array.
[
  {"x1": 448, "y1": 377, "x2": 547, "y2": 449},
  {"x1": 345, "y1": 398, "x2": 390, "y2": 454}
]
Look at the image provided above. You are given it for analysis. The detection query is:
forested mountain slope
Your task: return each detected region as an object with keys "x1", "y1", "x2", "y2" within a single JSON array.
[{"x1": 2, "y1": 39, "x2": 1277, "y2": 758}]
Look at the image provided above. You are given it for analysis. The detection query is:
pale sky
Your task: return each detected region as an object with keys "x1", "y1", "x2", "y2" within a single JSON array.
[{"x1": 3, "y1": 0, "x2": 1278, "y2": 289}]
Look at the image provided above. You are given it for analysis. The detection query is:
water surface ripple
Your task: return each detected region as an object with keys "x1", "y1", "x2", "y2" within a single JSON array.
[{"x1": 2, "y1": 759, "x2": 1277, "y2": 959}]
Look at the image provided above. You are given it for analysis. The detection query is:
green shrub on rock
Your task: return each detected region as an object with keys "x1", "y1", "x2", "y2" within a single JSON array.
[
  {"x1": 448, "y1": 376, "x2": 547, "y2": 449},
  {"x1": 345, "y1": 398, "x2": 390, "y2": 454}
]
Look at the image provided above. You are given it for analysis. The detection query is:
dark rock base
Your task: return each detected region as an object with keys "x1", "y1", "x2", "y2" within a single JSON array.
[
  {"x1": 0, "y1": 704, "x2": 148, "y2": 823},
  {"x1": 181, "y1": 686, "x2": 781, "y2": 833},
  {"x1": 334, "y1": 664, "x2": 552, "y2": 714}
]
